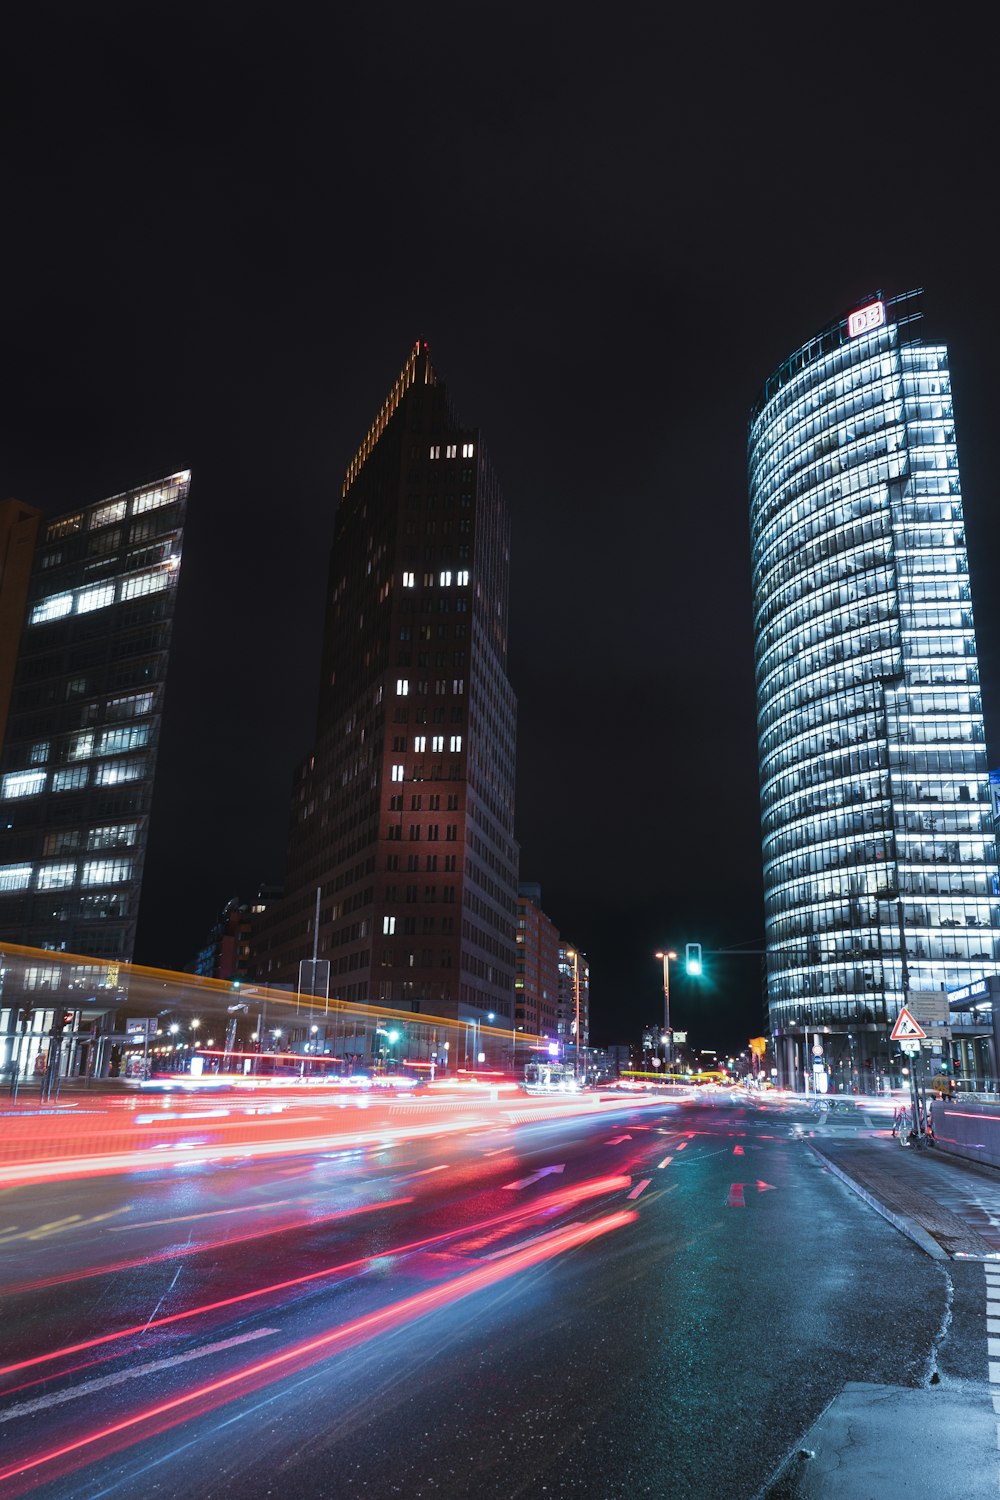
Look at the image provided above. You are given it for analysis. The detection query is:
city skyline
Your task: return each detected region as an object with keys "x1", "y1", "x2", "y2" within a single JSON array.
[{"x1": 3, "y1": 9, "x2": 999, "y2": 1053}]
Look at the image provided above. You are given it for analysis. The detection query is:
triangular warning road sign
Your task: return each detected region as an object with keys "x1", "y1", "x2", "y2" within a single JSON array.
[{"x1": 890, "y1": 1006, "x2": 927, "y2": 1042}]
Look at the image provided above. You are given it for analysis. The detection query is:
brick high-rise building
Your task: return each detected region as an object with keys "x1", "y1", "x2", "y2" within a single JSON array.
[{"x1": 262, "y1": 344, "x2": 518, "y2": 1031}]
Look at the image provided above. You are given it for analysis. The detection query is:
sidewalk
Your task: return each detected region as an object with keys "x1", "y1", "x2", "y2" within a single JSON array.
[
  {"x1": 764, "y1": 1130, "x2": 1000, "y2": 1499},
  {"x1": 811, "y1": 1131, "x2": 1000, "y2": 1261}
]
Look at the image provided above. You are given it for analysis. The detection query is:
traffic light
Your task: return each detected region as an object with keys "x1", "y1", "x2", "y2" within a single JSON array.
[
  {"x1": 50, "y1": 1008, "x2": 75, "y2": 1036},
  {"x1": 685, "y1": 943, "x2": 703, "y2": 977}
]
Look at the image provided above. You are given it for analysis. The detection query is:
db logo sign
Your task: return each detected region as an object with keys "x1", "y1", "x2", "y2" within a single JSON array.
[{"x1": 847, "y1": 301, "x2": 885, "y2": 338}]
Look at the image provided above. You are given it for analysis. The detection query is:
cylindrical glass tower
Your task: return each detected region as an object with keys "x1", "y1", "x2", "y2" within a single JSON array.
[{"x1": 749, "y1": 290, "x2": 998, "y2": 1091}]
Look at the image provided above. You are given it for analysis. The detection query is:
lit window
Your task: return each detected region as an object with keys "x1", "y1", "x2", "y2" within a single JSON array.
[
  {"x1": 456, "y1": 570, "x2": 469, "y2": 586},
  {"x1": 403, "y1": 571, "x2": 415, "y2": 588},
  {"x1": 440, "y1": 571, "x2": 452, "y2": 587},
  {"x1": 132, "y1": 485, "x2": 173, "y2": 514},
  {"x1": 53, "y1": 767, "x2": 88, "y2": 792},
  {"x1": 95, "y1": 759, "x2": 144, "y2": 785},
  {"x1": 2, "y1": 770, "x2": 46, "y2": 799},
  {"x1": 68, "y1": 733, "x2": 94, "y2": 761},
  {"x1": 36, "y1": 863, "x2": 76, "y2": 890},
  {"x1": 432, "y1": 735, "x2": 444, "y2": 752},
  {"x1": 450, "y1": 736, "x2": 463, "y2": 752},
  {"x1": 107, "y1": 692, "x2": 154, "y2": 720},
  {"x1": 446, "y1": 444, "x2": 457, "y2": 459},
  {"x1": 29, "y1": 742, "x2": 50, "y2": 765},
  {"x1": 396, "y1": 678, "x2": 409, "y2": 696},
  {"x1": 383, "y1": 916, "x2": 396, "y2": 934},
  {"x1": 87, "y1": 824, "x2": 137, "y2": 850},
  {"x1": 462, "y1": 442, "x2": 474, "y2": 458},
  {"x1": 98, "y1": 725, "x2": 150, "y2": 756},
  {"x1": 76, "y1": 583, "x2": 116, "y2": 614},
  {"x1": 453, "y1": 679, "x2": 464, "y2": 694},
  {"x1": 30, "y1": 592, "x2": 74, "y2": 625},
  {"x1": 0, "y1": 864, "x2": 32, "y2": 892},
  {"x1": 414, "y1": 736, "x2": 427, "y2": 751},
  {"x1": 91, "y1": 499, "x2": 127, "y2": 529},
  {"x1": 391, "y1": 764, "x2": 405, "y2": 782},
  {"x1": 429, "y1": 445, "x2": 441, "y2": 459},
  {"x1": 81, "y1": 858, "x2": 133, "y2": 885},
  {"x1": 121, "y1": 569, "x2": 170, "y2": 601}
]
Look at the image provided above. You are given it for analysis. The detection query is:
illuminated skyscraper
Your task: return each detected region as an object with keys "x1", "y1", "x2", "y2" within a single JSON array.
[
  {"x1": 0, "y1": 472, "x2": 189, "y2": 961},
  {"x1": 749, "y1": 292, "x2": 998, "y2": 1089},
  {"x1": 261, "y1": 344, "x2": 518, "y2": 1031}
]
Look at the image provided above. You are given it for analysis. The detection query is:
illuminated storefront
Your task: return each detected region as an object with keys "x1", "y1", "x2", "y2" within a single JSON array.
[{"x1": 749, "y1": 291, "x2": 998, "y2": 1089}]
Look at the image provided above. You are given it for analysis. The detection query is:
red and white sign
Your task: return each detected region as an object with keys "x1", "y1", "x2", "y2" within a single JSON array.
[
  {"x1": 890, "y1": 1007, "x2": 927, "y2": 1042},
  {"x1": 848, "y1": 300, "x2": 885, "y2": 338}
]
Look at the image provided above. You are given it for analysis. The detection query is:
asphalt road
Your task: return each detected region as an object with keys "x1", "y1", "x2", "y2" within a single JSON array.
[{"x1": 0, "y1": 1091, "x2": 976, "y2": 1499}]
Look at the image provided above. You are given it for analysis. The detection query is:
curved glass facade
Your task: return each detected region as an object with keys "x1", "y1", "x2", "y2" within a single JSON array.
[{"x1": 749, "y1": 292, "x2": 998, "y2": 1087}]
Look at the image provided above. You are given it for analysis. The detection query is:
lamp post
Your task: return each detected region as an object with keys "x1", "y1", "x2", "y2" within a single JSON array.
[{"x1": 654, "y1": 950, "x2": 677, "y2": 1074}]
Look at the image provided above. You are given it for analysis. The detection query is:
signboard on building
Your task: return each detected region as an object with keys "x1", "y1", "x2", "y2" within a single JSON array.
[
  {"x1": 847, "y1": 301, "x2": 885, "y2": 338},
  {"x1": 125, "y1": 1017, "x2": 157, "y2": 1039}
]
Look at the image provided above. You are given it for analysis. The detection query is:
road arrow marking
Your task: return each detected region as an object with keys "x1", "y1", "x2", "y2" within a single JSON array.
[
  {"x1": 501, "y1": 1164, "x2": 566, "y2": 1191},
  {"x1": 733, "y1": 1145, "x2": 745, "y2": 1156},
  {"x1": 605, "y1": 1135, "x2": 633, "y2": 1145},
  {"x1": 755, "y1": 1180, "x2": 777, "y2": 1192}
]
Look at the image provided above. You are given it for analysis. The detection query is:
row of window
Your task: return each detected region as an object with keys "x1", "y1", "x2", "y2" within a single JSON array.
[
  {"x1": 395, "y1": 680, "x2": 464, "y2": 698},
  {"x1": 2, "y1": 757, "x2": 148, "y2": 799},
  {"x1": 29, "y1": 565, "x2": 176, "y2": 627},
  {"x1": 428, "y1": 443, "x2": 475, "y2": 460},
  {"x1": 401, "y1": 570, "x2": 470, "y2": 588},
  {"x1": 0, "y1": 859, "x2": 134, "y2": 893}
]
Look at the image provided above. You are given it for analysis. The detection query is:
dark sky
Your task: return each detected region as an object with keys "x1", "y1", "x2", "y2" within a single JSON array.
[{"x1": 3, "y1": 6, "x2": 997, "y2": 1054}]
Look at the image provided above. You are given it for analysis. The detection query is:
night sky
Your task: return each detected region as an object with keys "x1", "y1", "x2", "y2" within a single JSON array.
[{"x1": 3, "y1": 7, "x2": 997, "y2": 1054}]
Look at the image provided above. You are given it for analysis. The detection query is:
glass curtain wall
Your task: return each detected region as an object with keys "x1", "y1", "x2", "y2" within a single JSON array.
[{"x1": 749, "y1": 293, "x2": 998, "y2": 1089}]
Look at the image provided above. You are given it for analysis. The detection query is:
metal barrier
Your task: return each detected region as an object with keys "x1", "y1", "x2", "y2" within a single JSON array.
[{"x1": 931, "y1": 1099, "x2": 1000, "y2": 1169}]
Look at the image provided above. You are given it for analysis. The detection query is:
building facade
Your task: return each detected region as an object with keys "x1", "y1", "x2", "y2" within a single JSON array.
[
  {"x1": 515, "y1": 882, "x2": 562, "y2": 1048},
  {"x1": 558, "y1": 941, "x2": 590, "y2": 1065},
  {"x1": 749, "y1": 291, "x2": 998, "y2": 1090},
  {"x1": 0, "y1": 471, "x2": 189, "y2": 962},
  {"x1": 260, "y1": 344, "x2": 518, "y2": 1036}
]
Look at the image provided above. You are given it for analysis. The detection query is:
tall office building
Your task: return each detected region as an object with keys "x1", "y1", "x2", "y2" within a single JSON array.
[
  {"x1": 749, "y1": 291, "x2": 998, "y2": 1089},
  {"x1": 262, "y1": 344, "x2": 518, "y2": 1030},
  {"x1": 0, "y1": 472, "x2": 189, "y2": 961}
]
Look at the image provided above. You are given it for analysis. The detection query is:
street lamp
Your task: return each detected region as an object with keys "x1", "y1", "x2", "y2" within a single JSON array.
[{"x1": 654, "y1": 951, "x2": 678, "y2": 1074}]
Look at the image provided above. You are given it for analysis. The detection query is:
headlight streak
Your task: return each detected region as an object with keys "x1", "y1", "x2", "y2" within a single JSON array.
[
  {"x1": 0, "y1": 1094, "x2": 668, "y2": 1189},
  {"x1": 0, "y1": 1209, "x2": 638, "y2": 1491},
  {"x1": 0, "y1": 1175, "x2": 631, "y2": 1380}
]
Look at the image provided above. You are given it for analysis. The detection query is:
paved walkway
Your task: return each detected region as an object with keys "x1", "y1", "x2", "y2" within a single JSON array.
[{"x1": 763, "y1": 1130, "x2": 1000, "y2": 1498}]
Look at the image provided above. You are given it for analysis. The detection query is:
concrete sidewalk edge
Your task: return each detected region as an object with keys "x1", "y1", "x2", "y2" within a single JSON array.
[{"x1": 808, "y1": 1142, "x2": 949, "y2": 1261}]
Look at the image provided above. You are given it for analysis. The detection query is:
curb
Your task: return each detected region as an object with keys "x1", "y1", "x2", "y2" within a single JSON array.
[{"x1": 808, "y1": 1142, "x2": 949, "y2": 1261}]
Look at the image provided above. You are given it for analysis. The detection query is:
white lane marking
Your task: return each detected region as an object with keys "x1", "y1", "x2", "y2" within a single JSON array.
[
  {"x1": 0, "y1": 1328, "x2": 278, "y2": 1421},
  {"x1": 627, "y1": 1180, "x2": 651, "y2": 1200},
  {"x1": 482, "y1": 1222, "x2": 583, "y2": 1262},
  {"x1": 501, "y1": 1165, "x2": 565, "y2": 1191},
  {"x1": 989, "y1": 1262, "x2": 1000, "y2": 1469},
  {"x1": 657, "y1": 1157, "x2": 673, "y2": 1169}
]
